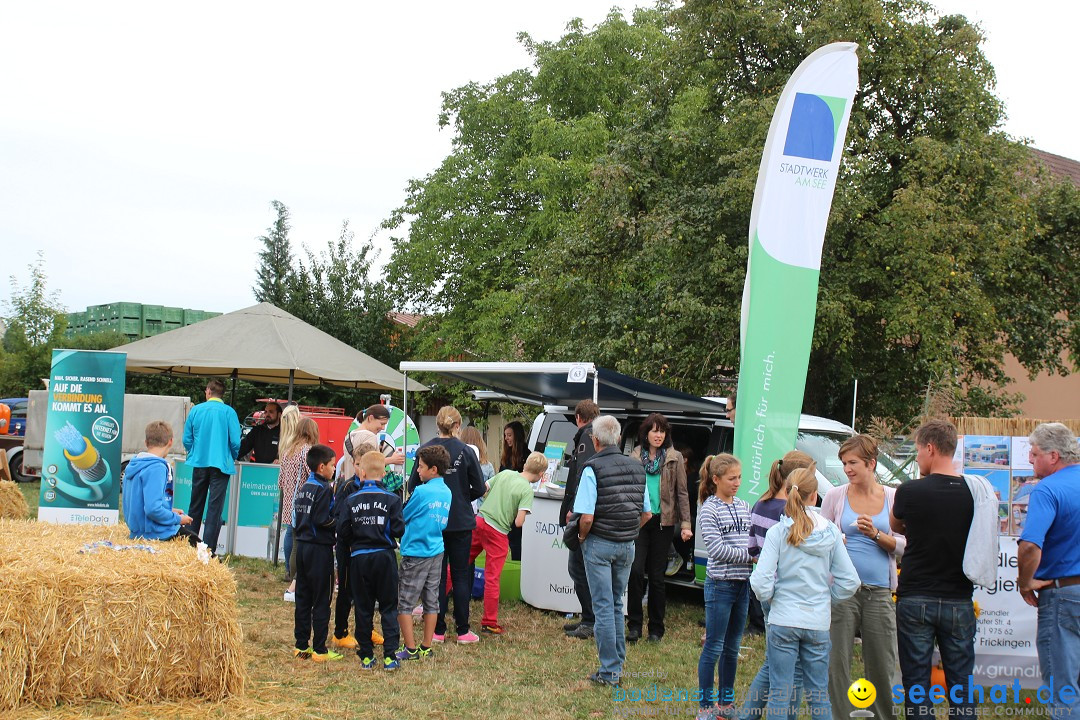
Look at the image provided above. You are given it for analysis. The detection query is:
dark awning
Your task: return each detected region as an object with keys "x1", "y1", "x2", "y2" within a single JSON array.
[{"x1": 398, "y1": 362, "x2": 726, "y2": 415}]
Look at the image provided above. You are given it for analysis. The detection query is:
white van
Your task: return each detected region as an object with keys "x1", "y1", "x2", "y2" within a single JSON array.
[
  {"x1": 525, "y1": 404, "x2": 907, "y2": 586},
  {"x1": 397, "y1": 362, "x2": 908, "y2": 589}
]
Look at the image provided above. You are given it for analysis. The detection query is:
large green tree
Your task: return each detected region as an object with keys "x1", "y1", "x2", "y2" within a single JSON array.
[{"x1": 386, "y1": 0, "x2": 1080, "y2": 424}]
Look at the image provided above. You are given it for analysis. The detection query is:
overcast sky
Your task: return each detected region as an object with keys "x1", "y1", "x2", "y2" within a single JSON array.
[{"x1": 2, "y1": 1, "x2": 1076, "y2": 316}]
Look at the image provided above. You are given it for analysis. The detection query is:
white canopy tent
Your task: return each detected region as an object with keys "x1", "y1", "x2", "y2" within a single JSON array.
[{"x1": 118, "y1": 302, "x2": 427, "y2": 399}]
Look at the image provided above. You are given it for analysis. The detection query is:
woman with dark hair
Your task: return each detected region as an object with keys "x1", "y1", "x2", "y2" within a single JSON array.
[
  {"x1": 499, "y1": 421, "x2": 527, "y2": 472},
  {"x1": 627, "y1": 413, "x2": 692, "y2": 642},
  {"x1": 499, "y1": 420, "x2": 529, "y2": 560}
]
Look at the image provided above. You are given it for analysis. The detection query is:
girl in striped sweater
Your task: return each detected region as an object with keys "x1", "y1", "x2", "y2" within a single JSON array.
[{"x1": 696, "y1": 454, "x2": 753, "y2": 720}]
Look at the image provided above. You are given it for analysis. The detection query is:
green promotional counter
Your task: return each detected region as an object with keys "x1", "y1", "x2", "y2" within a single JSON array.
[{"x1": 174, "y1": 461, "x2": 280, "y2": 558}]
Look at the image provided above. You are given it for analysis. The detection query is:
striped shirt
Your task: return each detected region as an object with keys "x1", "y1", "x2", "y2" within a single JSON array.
[
  {"x1": 699, "y1": 495, "x2": 753, "y2": 580},
  {"x1": 748, "y1": 497, "x2": 787, "y2": 558}
]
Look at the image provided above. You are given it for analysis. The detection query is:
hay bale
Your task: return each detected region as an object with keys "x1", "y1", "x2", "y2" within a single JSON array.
[
  {"x1": 0, "y1": 481, "x2": 28, "y2": 520},
  {"x1": 0, "y1": 520, "x2": 245, "y2": 710}
]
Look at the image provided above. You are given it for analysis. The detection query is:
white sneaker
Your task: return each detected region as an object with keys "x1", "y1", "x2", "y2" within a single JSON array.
[
  {"x1": 412, "y1": 605, "x2": 424, "y2": 617},
  {"x1": 284, "y1": 591, "x2": 296, "y2": 602}
]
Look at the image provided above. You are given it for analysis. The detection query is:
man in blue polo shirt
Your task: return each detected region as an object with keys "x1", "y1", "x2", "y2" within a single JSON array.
[
  {"x1": 572, "y1": 415, "x2": 652, "y2": 688},
  {"x1": 1018, "y1": 422, "x2": 1080, "y2": 717},
  {"x1": 182, "y1": 378, "x2": 241, "y2": 554}
]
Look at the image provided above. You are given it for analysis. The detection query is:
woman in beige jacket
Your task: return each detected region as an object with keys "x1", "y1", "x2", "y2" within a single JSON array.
[{"x1": 627, "y1": 412, "x2": 693, "y2": 642}]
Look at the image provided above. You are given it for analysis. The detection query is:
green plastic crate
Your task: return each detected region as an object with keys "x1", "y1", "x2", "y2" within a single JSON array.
[
  {"x1": 120, "y1": 318, "x2": 141, "y2": 335},
  {"x1": 118, "y1": 302, "x2": 142, "y2": 319},
  {"x1": 142, "y1": 304, "x2": 164, "y2": 321},
  {"x1": 163, "y1": 306, "x2": 183, "y2": 323},
  {"x1": 183, "y1": 309, "x2": 203, "y2": 325}
]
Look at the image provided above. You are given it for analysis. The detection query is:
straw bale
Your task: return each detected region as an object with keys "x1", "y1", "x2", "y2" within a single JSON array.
[
  {"x1": 0, "y1": 520, "x2": 245, "y2": 710},
  {"x1": 0, "y1": 481, "x2": 28, "y2": 520}
]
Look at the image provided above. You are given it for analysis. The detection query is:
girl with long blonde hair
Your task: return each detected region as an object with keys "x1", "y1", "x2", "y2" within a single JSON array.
[{"x1": 750, "y1": 466, "x2": 860, "y2": 719}]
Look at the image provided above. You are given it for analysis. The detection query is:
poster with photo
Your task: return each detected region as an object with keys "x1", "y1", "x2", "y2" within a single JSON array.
[
  {"x1": 1011, "y1": 436, "x2": 1032, "y2": 471},
  {"x1": 964, "y1": 435, "x2": 1010, "y2": 468},
  {"x1": 968, "y1": 467, "x2": 1010, "y2": 503},
  {"x1": 1010, "y1": 504, "x2": 1028, "y2": 536},
  {"x1": 997, "y1": 502, "x2": 1010, "y2": 534},
  {"x1": 952, "y1": 435, "x2": 965, "y2": 475}
]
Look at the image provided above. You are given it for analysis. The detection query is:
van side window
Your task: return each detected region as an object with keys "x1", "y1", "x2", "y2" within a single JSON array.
[{"x1": 539, "y1": 416, "x2": 577, "y2": 460}]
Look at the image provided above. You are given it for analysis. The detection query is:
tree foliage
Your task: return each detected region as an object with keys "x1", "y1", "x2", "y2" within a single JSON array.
[
  {"x1": 251, "y1": 205, "x2": 408, "y2": 412},
  {"x1": 253, "y1": 200, "x2": 294, "y2": 307},
  {"x1": 385, "y1": 0, "x2": 1080, "y2": 423},
  {"x1": 0, "y1": 253, "x2": 68, "y2": 395}
]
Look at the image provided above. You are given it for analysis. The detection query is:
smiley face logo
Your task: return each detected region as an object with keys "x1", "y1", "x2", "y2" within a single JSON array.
[{"x1": 848, "y1": 678, "x2": 876, "y2": 709}]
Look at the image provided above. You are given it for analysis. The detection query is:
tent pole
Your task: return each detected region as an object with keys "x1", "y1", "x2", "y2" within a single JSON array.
[
  {"x1": 288, "y1": 370, "x2": 294, "y2": 402},
  {"x1": 593, "y1": 368, "x2": 599, "y2": 404},
  {"x1": 230, "y1": 369, "x2": 238, "y2": 405},
  {"x1": 402, "y1": 372, "x2": 409, "y2": 502}
]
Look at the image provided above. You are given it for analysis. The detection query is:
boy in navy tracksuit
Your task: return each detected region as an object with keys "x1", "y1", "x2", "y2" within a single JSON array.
[
  {"x1": 292, "y1": 444, "x2": 341, "y2": 661},
  {"x1": 338, "y1": 450, "x2": 405, "y2": 670}
]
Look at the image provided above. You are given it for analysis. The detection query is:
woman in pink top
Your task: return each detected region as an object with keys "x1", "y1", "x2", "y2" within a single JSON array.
[{"x1": 820, "y1": 434, "x2": 906, "y2": 720}]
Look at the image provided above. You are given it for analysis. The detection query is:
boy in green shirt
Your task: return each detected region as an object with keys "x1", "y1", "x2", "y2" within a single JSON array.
[{"x1": 468, "y1": 450, "x2": 547, "y2": 634}]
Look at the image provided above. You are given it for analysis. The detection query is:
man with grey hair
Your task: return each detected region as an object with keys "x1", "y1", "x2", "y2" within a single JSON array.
[
  {"x1": 1018, "y1": 422, "x2": 1080, "y2": 716},
  {"x1": 572, "y1": 415, "x2": 652, "y2": 687}
]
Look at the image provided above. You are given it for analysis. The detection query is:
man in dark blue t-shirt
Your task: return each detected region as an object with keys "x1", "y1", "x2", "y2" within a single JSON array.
[
  {"x1": 1018, "y1": 422, "x2": 1080, "y2": 717},
  {"x1": 891, "y1": 419, "x2": 976, "y2": 718}
]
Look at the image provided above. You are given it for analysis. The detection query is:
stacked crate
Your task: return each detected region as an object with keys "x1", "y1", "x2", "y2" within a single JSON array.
[{"x1": 64, "y1": 303, "x2": 219, "y2": 341}]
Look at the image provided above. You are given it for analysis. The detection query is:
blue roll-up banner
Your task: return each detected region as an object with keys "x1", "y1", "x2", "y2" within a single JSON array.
[{"x1": 37, "y1": 350, "x2": 127, "y2": 525}]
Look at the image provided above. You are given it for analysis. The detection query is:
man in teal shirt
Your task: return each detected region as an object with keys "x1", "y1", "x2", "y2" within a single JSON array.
[{"x1": 182, "y1": 378, "x2": 241, "y2": 554}]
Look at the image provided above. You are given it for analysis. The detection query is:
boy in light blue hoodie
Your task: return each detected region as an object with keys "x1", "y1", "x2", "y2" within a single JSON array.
[
  {"x1": 123, "y1": 421, "x2": 199, "y2": 546},
  {"x1": 750, "y1": 467, "x2": 859, "y2": 720},
  {"x1": 395, "y1": 445, "x2": 452, "y2": 661}
]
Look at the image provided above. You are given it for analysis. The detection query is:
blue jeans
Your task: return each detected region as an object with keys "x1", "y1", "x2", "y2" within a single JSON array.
[
  {"x1": 582, "y1": 535, "x2": 635, "y2": 683},
  {"x1": 1037, "y1": 585, "x2": 1080, "y2": 716},
  {"x1": 567, "y1": 543, "x2": 594, "y2": 626},
  {"x1": 699, "y1": 578, "x2": 749, "y2": 708},
  {"x1": 188, "y1": 466, "x2": 230, "y2": 554},
  {"x1": 766, "y1": 625, "x2": 831, "y2": 719},
  {"x1": 283, "y1": 523, "x2": 294, "y2": 576},
  {"x1": 740, "y1": 600, "x2": 803, "y2": 720},
  {"x1": 896, "y1": 596, "x2": 976, "y2": 718}
]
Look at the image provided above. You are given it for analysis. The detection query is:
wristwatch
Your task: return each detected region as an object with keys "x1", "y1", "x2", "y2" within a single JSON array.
[{"x1": 873, "y1": 530, "x2": 881, "y2": 541}]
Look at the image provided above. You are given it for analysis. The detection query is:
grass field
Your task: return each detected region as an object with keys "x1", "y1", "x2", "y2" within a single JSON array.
[{"x1": 12, "y1": 482, "x2": 1039, "y2": 719}]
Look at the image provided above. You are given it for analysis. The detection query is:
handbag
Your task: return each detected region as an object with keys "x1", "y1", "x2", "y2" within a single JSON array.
[{"x1": 563, "y1": 516, "x2": 581, "y2": 552}]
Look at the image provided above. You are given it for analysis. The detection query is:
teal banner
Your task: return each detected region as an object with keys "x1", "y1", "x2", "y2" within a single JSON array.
[
  {"x1": 174, "y1": 460, "x2": 281, "y2": 557},
  {"x1": 38, "y1": 350, "x2": 127, "y2": 524}
]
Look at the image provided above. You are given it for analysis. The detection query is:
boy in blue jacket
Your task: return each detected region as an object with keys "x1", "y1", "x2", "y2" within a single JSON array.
[
  {"x1": 123, "y1": 421, "x2": 198, "y2": 546},
  {"x1": 338, "y1": 450, "x2": 405, "y2": 670},
  {"x1": 395, "y1": 445, "x2": 452, "y2": 661},
  {"x1": 292, "y1": 444, "x2": 341, "y2": 662}
]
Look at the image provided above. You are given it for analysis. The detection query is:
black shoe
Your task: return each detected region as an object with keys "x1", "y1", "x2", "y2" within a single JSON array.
[
  {"x1": 646, "y1": 634, "x2": 662, "y2": 643},
  {"x1": 626, "y1": 627, "x2": 642, "y2": 643},
  {"x1": 588, "y1": 671, "x2": 619, "y2": 688},
  {"x1": 566, "y1": 624, "x2": 594, "y2": 639},
  {"x1": 563, "y1": 620, "x2": 581, "y2": 632},
  {"x1": 698, "y1": 618, "x2": 707, "y2": 628},
  {"x1": 744, "y1": 625, "x2": 766, "y2": 637}
]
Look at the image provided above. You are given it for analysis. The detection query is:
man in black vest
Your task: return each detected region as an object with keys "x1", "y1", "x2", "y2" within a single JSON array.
[
  {"x1": 562, "y1": 399, "x2": 599, "y2": 639},
  {"x1": 572, "y1": 415, "x2": 652, "y2": 687}
]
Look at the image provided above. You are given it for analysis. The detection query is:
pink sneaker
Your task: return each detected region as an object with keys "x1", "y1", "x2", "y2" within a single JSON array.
[
  {"x1": 431, "y1": 633, "x2": 445, "y2": 643},
  {"x1": 456, "y1": 631, "x2": 480, "y2": 644}
]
